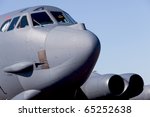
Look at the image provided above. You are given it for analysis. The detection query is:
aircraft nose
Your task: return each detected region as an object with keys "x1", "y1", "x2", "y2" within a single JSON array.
[
  {"x1": 45, "y1": 27, "x2": 100, "y2": 68},
  {"x1": 74, "y1": 30, "x2": 100, "y2": 65}
]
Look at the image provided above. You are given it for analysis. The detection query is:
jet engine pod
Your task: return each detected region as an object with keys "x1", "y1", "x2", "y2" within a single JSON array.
[
  {"x1": 81, "y1": 72, "x2": 125, "y2": 99},
  {"x1": 119, "y1": 73, "x2": 144, "y2": 99}
]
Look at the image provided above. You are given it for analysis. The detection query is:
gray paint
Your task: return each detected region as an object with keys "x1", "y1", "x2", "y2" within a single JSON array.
[
  {"x1": 0, "y1": 5, "x2": 146, "y2": 100},
  {"x1": 81, "y1": 72, "x2": 125, "y2": 99},
  {"x1": 0, "y1": 5, "x2": 100, "y2": 99}
]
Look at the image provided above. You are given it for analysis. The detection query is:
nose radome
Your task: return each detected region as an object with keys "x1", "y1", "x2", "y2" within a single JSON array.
[
  {"x1": 45, "y1": 27, "x2": 100, "y2": 68},
  {"x1": 74, "y1": 30, "x2": 100, "y2": 60}
]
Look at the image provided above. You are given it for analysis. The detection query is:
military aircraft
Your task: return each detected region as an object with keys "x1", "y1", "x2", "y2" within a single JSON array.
[{"x1": 0, "y1": 5, "x2": 146, "y2": 100}]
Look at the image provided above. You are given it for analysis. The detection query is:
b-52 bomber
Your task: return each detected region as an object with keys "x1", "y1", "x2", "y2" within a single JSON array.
[{"x1": 0, "y1": 5, "x2": 148, "y2": 100}]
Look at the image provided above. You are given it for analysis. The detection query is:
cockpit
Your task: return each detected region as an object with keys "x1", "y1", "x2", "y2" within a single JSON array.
[
  {"x1": 31, "y1": 11, "x2": 53, "y2": 26},
  {"x1": 0, "y1": 8, "x2": 77, "y2": 32},
  {"x1": 51, "y1": 11, "x2": 76, "y2": 24},
  {"x1": 31, "y1": 11, "x2": 76, "y2": 27}
]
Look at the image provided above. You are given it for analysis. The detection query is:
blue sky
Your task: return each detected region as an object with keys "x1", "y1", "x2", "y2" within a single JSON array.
[{"x1": 1, "y1": 0, "x2": 150, "y2": 84}]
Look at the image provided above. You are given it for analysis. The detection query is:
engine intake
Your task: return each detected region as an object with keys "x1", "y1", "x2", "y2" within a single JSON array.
[
  {"x1": 119, "y1": 73, "x2": 144, "y2": 99},
  {"x1": 81, "y1": 73, "x2": 125, "y2": 99}
]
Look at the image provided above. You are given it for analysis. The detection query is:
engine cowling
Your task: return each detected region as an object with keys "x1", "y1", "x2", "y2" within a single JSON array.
[
  {"x1": 131, "y1": 85, "x2": 150, "y2": 100},
  {"x1": 119, "y1": 73, "x2": 144, "y2": 99},
  {"x1": 81, "y1": 72, "x2": 125, "y2": 99}
]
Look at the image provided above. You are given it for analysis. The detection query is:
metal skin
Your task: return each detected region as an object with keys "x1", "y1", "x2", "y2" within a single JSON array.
[
  {"x1": 80, "y1": 73, "x2": 144, "y2": 100},
  {"x1": 81, "y1": 72, "x2": 125, "y2": 99},
  {"x1": 119, "y1": 73, "x2": 144, "y2": 99},
  {"x1": 0, "y1": 5, "x2": 146, "y2": 100},
  {"x1": 131, "y1": 85, "x2": 150, "y2": 100},
  {"x1": 0, "y1": 6, "x2": 100, "y2": 99}
]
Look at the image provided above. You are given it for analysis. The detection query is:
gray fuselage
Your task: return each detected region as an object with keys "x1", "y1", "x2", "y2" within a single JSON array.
[{"x1": 0, "y1": 6, "x2": 100, "y2": 99}]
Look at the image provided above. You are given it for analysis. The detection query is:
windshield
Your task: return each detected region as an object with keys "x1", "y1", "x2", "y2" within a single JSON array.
[
  {"x1": 51, "y1": 11, "x2": 76, "y2": 24},
  {"x1": 31, "y1": 11, "x2": 53, "y2": 26},
  {"x1": 0, "y1": 19, "x2": 11, "y2": 32},
  {"x1": 7, "y1": 16, "x2": 20, "y2": 31}
]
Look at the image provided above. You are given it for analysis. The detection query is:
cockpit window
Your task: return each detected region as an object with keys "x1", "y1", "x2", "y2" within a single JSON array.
[
  {"x1": 7, "y1": 16, "x2": 20, "y2": 31},
  {"x1": 17, "y1": 16, "x2": 29, "y2": 29},
  {"x1": 51, "y1": 11, "x2": 76, "y2": 24},
  {"x1": 64, "y1": 12, "x2": 77, "y2": 24},
  {"x1": 31, "y1": 12, "x2": 53, "y2": 26},
  {"x1": 0, "y1": 19, "x2": 11, "y2": 32}
]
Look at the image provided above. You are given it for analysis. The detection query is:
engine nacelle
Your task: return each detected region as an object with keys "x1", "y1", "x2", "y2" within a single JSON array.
[
  {"x1": 81, "y1": 72, "x2": 125, "y2": 99},
  {"x1": 119, "y1": 73, "x2": 144, "y2": 99},
  {"x1": 131, "y1": 85, "x2": 150, "y2": 100}
]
